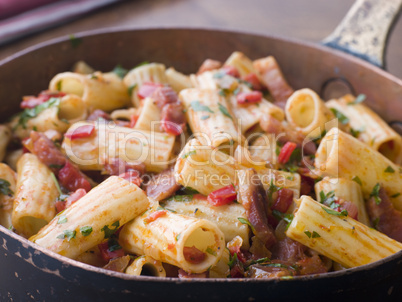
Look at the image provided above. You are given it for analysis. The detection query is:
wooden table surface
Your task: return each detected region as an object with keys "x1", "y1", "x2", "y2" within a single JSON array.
[{"x1": 0, "y1": 0, "x2": 401, "y2": 78}]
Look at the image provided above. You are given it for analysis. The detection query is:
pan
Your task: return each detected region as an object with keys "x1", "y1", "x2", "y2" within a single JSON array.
[{"x1": 0, "y1": 0, "x2": 401, "y2": 301}]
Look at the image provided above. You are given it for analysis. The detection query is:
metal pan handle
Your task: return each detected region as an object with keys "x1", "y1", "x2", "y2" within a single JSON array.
[{"x1": 322, "y1": 0, "x2": 402, "y2": 69}]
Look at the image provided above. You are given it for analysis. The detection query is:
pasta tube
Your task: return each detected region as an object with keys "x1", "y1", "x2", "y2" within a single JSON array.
[
  {"x1": 248, "y1": 133, "x2": 278, "y2": 169},
  {"x1": 62, "y1": 121, "x2": 176, "y2": 172},
  {"x1": 119, "y1": 209, "x2": 225, "y2": 274},
  {"x1": 174, "y1": 139, "x2": 239, "y2": 195},
  {"x1": 224, "y1": 51, "x2": 259, "y2": 78},
  {"x1": 165, "y1": 67, "x2": 193, "y2": 92},
  {"x1": 125, "y1": 256, "x2": 166, "y2": 277},
  {"x1": 134, "y1": 97, "x2": 162, "y2": 132},
  {"x1": 315, "y1": 128, "x2": 402, "y2": 210},
  {"x1": 123, "y1": 63, "x2": 167, "y2": 107},
  {"x1": 286, "y1": 195, "x2": 402, "y2": 268},
  {"x1": 12, "y1": 154, "x2": 59, "y2": 237},
  {"x1": 30, "y1": 176, "x2": 149, "y2": 259},
  {"x1": 0, "y1": 163, "x2": 16, "y2": 229},
  {"x1": 315, "y1": 177, "x2": 370, "y2": 226},
  {"x1": 0, "y1": 125, "x2": 11, "y2": 162},
  {"x1": 285, "y1": 88, "x2": 335, "y2": 137},
  {"x1": 179, "y1": 88, "x2": 242, "y2": 147},
  {"x1": 163, "y1": 194, "x2": 250, "y2": 248},
  {"x1": 326, "y1": 94, "x2": 402, "y2": 164},
  {"x1": 49, "y1": 71, "x2": 130, "y2": 111},
  {"x1": 10, "y1": 94, "x2": 87, "y2": 139}
]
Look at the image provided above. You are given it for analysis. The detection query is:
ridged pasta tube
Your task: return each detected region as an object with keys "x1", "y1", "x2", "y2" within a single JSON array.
[
  {"x1": 123, "y1": 63, "x2": 167, "y2": 107},
  {"x1": 125, "y1": 256, "x2": 166, "y2": 277},
  {"x1": 49, "y1": 72, "x2": 130, "y2": 111},
  {"x1": 0, "y1": 125, "x2": 11, "y2": 162},
  {"x1": 326, "y1": 94, "x2": 402, "y2": 164},
  {"x1": 165, "y1": 67, "x2": 193, "y2": 92},
  {"x1": 224, "y1": 51, "x2": 259, "y2": 78},
  {"x1": 286, "y1": 195, "x2": 402, "y2": 268},
  {"x1": 12, "y1": 154, "x2": 59, "y2": 237},
  {"x1": 315, "y1": 128, "x2": 402, "y2": 211},
  {"x1": 163, "y1": 194, "x2": 250, "y2": 249},
  {"x1": 180, "y1": 88, "x2": 242, "y2": 147},
  {"x1": 62, "y1": 121, "x2": 176, "y2": 172},
  {"x1": 119, "y1": 209, "x2": 225, "y2": 274},
  {"x1": 285, "y1": 88, "x2": 335, "y2": 137},
  {"x1": 30, "y1": 176, "x2": 149, "y2": 259}
]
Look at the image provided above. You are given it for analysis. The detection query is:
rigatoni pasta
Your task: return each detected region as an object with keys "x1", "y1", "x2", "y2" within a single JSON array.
[{"x1": 2, "y1": 51, "x2": 402, "y2": 281}]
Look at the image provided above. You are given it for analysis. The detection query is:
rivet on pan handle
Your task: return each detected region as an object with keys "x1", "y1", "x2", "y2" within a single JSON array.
[{"x1": 321, "y1": 0, "x2": 402, "y2": 69}]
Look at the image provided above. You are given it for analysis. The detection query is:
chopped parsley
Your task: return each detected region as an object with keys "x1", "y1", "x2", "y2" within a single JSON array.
[
  {"x1": 69, "y1": 34, "x2": 82, "y2": 48},
  {"x1": 228, "y1": 251, "x2": 238, "y2": 269},
  {"x1": 56, "y1": 81, "x2": 62, "y2": 91},
  {"x1": 127, "y1": 84, "x2": 137, "y2": 96},
  {"x1": 391, "y1": 193, "x2": 401, "y2": 198},
  {"x1": 304, "y1": 231, "x2": 320, "y2": 238},
  {"x1": 352, "y1": 176, "x2": 362, "y2": 186},
  {"x1": 179, "y1": 187, "x2": 200, "y2": 195},
  {"x1": 108, "y1": 239, "x2": 122, "y2": 252},
  {"x1": 350, "y1": 128, "x2": 361, "y2": 138},
  {"x1": 57, "y1": 230, "x2": 76, "y2": 241},
  {"x1": 330, "y1": 108, "x2": 349, "y2": 125},
  {"x1": 0, "y1": 179, "x2": 13, "y2": 196},
  {"x1": 57, "y1": 215, "x2": 67, "y2": 224},
  {"x1": 133, "y1": 61, "x2": 150, "y2": 68},
  {"x1": 238, "y1": 217, "x2": 256, "y2": 234},
  {"x1": 206, "y1": 247, "x2": 217, "y2": 256},
  {"x1": 182, "y1": 150, "x2": 196, "y2": 159},
  {"x1": 319, "y1": 190, "x2": 336, "y2": 206},
  {"x1": 372, "y1": 217, "x2": 380, "y2": 230},
  {"x1": 322, "y1": 206, "x2": 348, "y2": 217},
  {"x1": 370, "y1": 183, "x2": 382, "y2": 205},
  {"x1": 218, "y1": 103, "x2": 232, "y2": 119},
  {"x1": 348, "y1": 94, "x2": 366, "y2": 105},
  {"x1": 101, "y1": 221, "x2": 120, "y2": 239},
  {"x1": 175, "y1": 233, "x2": 181, "y2": 241},
  {"x1": 190, "y1": 100, "x2": 214, "y2": 113},
  {"x1": 167, "y1": 195, "x2": 193, "y2": 202},
  {"x1": 266, "y1": 179, "x2": 280, "y2": 204},
  {"x1": 272, "y1": 210, "x2": 294, "y2": 230},
  {"x1": 200, "y1": 115, "x2": 210, "y2": 120},
  {"x1": 50, "y1": 172, "x2": 63, "y2": 196},
  {"x1": 49, "y1": 164, "x2": 64, "y2": 169},
  {"x1": 112, "y1": 65, "x2": 128, "y2": 78},
  {"x1": 80, "y1": 226, "x2": 93, "y2": 237},
  {"x1": 384, "y1": 166, "x2": 395, "y2": 173},
  {"x1": 15, "y1": 97, "x2": 61, "y2": 129}
]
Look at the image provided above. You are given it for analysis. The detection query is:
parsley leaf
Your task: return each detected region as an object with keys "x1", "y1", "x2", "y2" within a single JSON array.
[
  {"x1": 330, "y1": 108, "x2": 349, "y2": 125},
  {"x1": 69, "y1": 35, "x2": 82, "y2": 48},
  {"x1": 101, "y1": 221, "x2": 120, "y2": 239},
  {"x1": 127, "y1": 84, "x2": 137, "y2": 96},
  {"x1": 182, "y1": 150, "x2": 196, "y2": 159},
  {"x1": 80, "y1": 226, "x2": 92, "y2": 237},
  {"x1": 190, "y1": 101, "x2": 214, "y2": 113},
  {"x1": 218, "y1": 103, "x2": 232, "y2": 119},
  {"x1": 57, "y1": 215, "x2": 67, "y2": 224},
  {"x1": 15, "y1": 98, "x2": 61, "y2": 129},
  {"x1": 200, "y1": 115, "x2": 210, "y2": 120},
  {"x1": 112, "y1": 65, "x2": 128, "y2": 79},
  {"x1": 348, "y1": 94, "x2": 366, "y2": 105},
  {"x1": 206, "y1": 247, "x2": 217, "y2": 256},
  {"x1": 238, "y1": 217, "x2": 256, "y2": 234},
  {"x1": 322, "y1": 206, "x2": 348, "y2": 217},
  {"x1": 352, "y1": 176, "x2": 362, "y2": 186},
  {"x1": 391, "y1": 193, "x2": 401, "y2": 198},
  {"x1": 350, "y1": 128, "x2": 361, "y2": 138},
  {"x1": 57, "y1": 230, "x2": 76, "y2": 241},
  {"x1": 370, "y1": 183, "x2": 382, "y2": 205},
  {"x1": 384, "y1": 166, "x2": 395, "y2": 173},
  {"x1": 0, "y1": 179, "x2": 13, "y2": 196}
]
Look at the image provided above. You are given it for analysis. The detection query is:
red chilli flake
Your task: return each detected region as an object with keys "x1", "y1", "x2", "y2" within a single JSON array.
[
  {"x1": 207, "y1": 185, "x2": 237, "y2": 206},
  {"x1": 278, "y1": 142, "x2": 297, "y2": 164}
]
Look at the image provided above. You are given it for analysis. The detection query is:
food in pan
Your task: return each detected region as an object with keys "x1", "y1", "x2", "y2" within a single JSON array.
[{"x1": 0, "y1": 51, "x2": 401, "y2": 279}]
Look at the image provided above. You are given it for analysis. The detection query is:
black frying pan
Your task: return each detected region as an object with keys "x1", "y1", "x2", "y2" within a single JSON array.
[{"x1": 0, "y1": 0, "x2": 401, "y2": 301}]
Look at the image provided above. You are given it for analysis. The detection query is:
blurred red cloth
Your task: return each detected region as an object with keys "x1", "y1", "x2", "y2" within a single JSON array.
[{"x1": 0, "y1": 0, "x2": 61, "y2": 20}]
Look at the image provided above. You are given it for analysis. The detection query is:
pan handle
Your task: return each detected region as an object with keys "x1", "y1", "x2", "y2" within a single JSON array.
[{"x1": 322, "y1": 0, "x2": 402, "y2": 69}]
